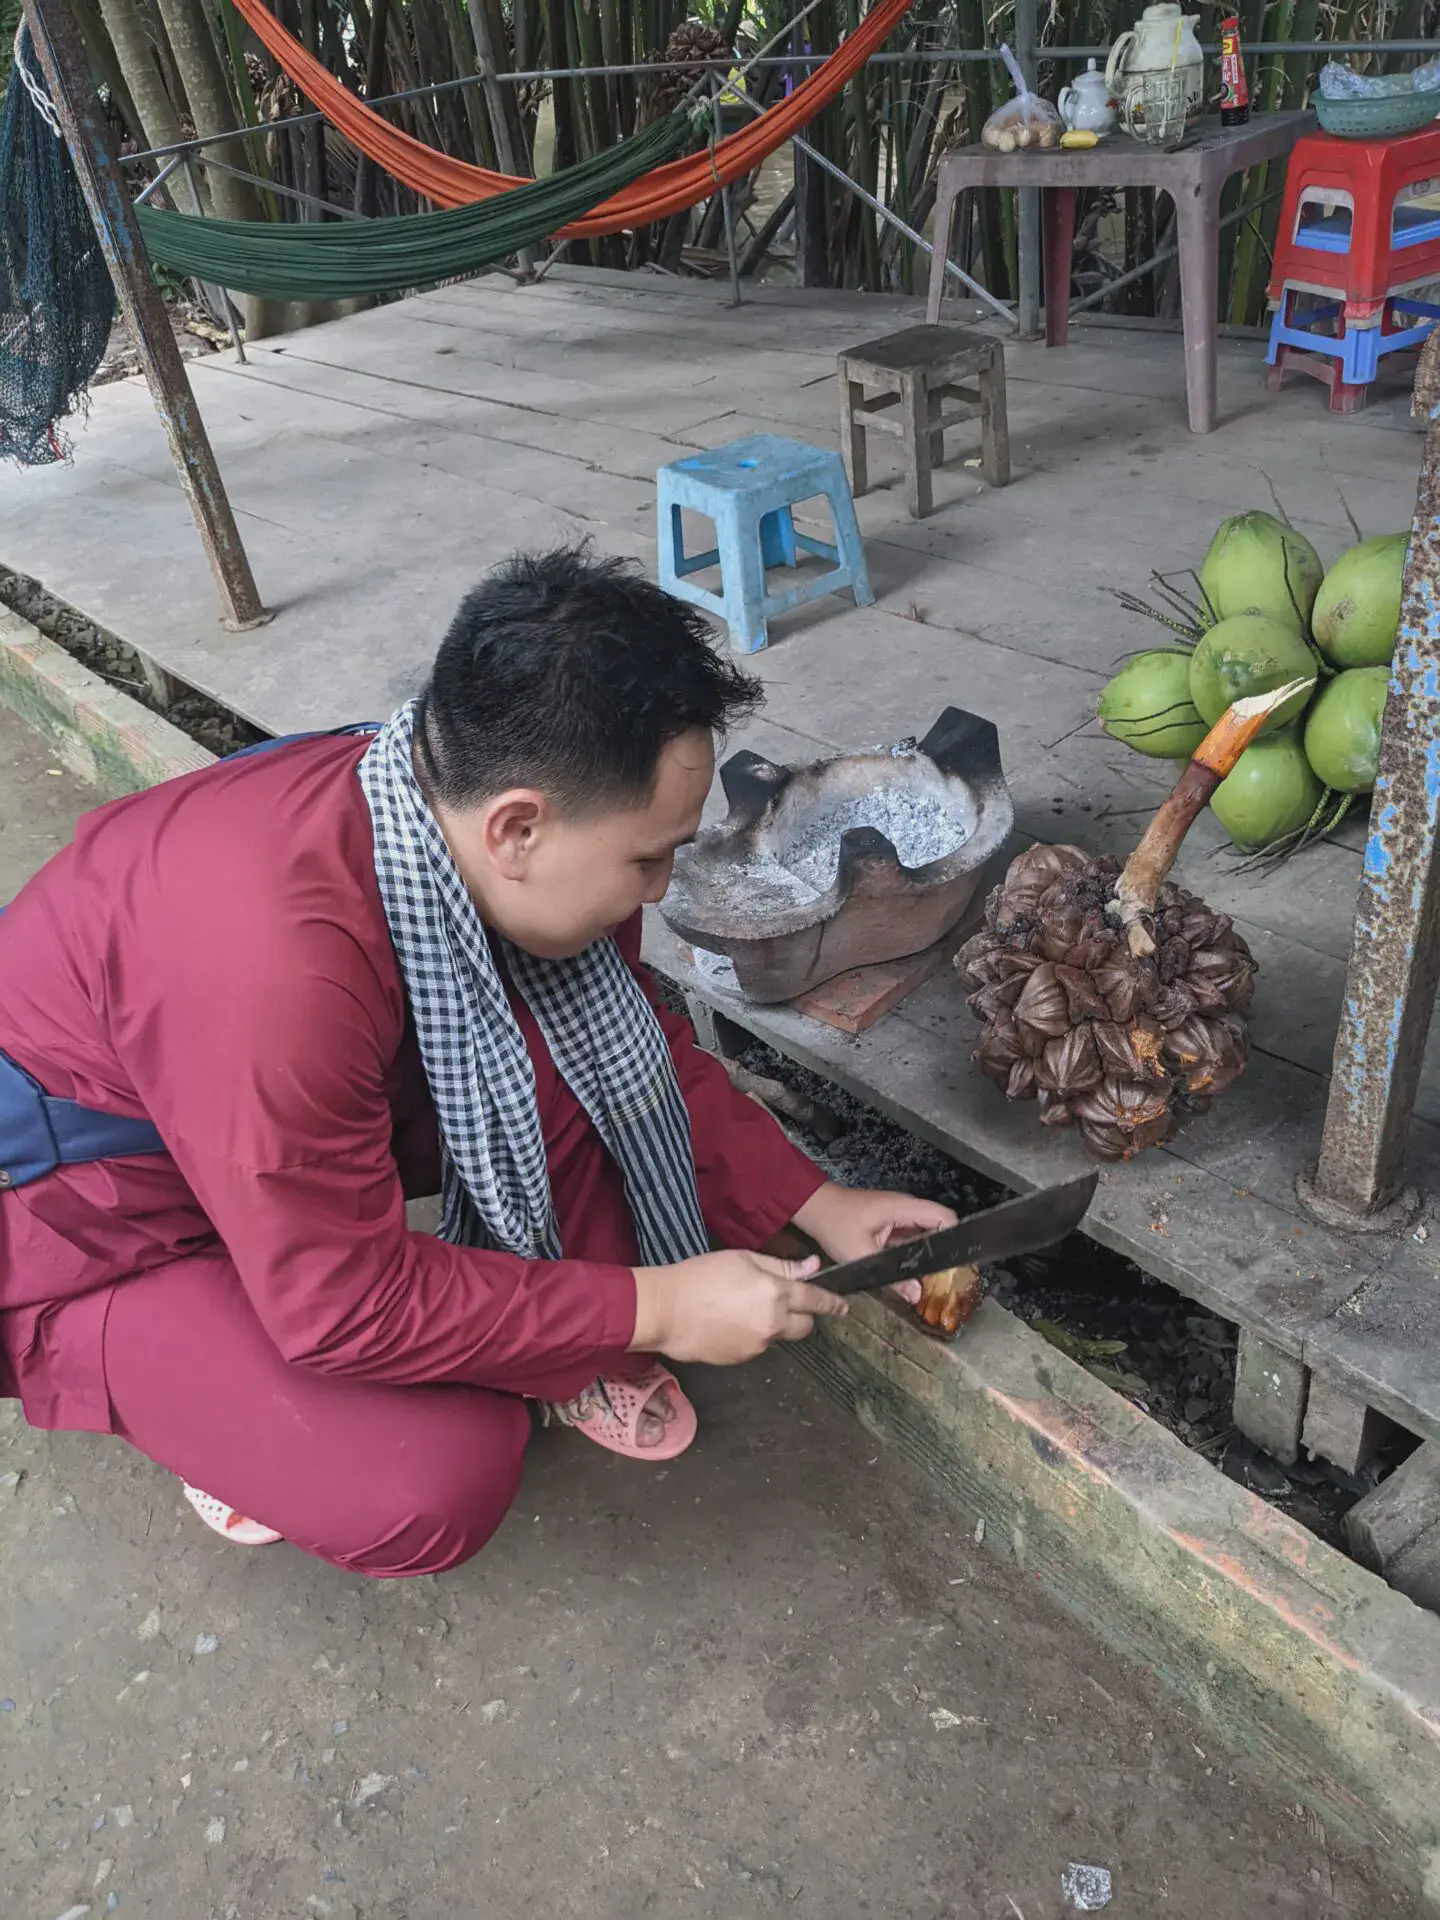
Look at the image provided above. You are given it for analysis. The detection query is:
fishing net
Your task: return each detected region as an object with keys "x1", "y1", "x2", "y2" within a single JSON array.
[{"x1": 0, "y1": 27, "x2": 115, "y2": 466}]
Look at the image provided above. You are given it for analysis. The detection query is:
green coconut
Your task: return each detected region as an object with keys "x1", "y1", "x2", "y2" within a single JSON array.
[
  {"x1": 1187, "y1": 613, "x2": 1318, "y2": 736},
  {"x1": 1198, "y1": 511, "x2": 1324, "y2": 634},
  {"x1": 1303, "y1": 665, "x2": 1389, "y2": 793},
  {"x1": 1098, "y1": 651, "x2": 1209, "y2": 759},
  {"x1": 1210, "y1": 731, "x2": 1324, "y2": 853},
  {"x1": 1311, "y1": 533, "x2": 1407, "y2": 668}
]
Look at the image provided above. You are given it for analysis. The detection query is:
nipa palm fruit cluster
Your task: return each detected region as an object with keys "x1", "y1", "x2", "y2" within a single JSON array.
[
  {"x1": 957, "y1": 686, "x2": 1295, "y2": 1160},
  {"x1": 957, "y1": 845, "x2": 1255, "y2": 1159},
  {"x1": 639, "y1": 21, "x2": 731, "y2": 122},
  {"x1": 1099, "y1": 509, "x2": 1410, "y2": 855}
]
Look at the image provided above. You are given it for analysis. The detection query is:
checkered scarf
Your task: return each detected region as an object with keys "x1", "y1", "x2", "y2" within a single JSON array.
[{"x1": 358, "y1": 701, "x2": 709, "y2": 1263}]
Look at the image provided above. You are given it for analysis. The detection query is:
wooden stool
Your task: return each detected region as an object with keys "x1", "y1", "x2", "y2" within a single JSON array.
[{"x1": 838, "y1": 324, "x2": 1009, "y2": 520}]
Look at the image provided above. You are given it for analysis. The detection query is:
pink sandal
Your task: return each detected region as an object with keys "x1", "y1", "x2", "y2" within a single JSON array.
[
  {"x1": 182, "y1": 1483, "x2": 284, "y2": 1547},
  {"x1": 544, "y1": 1363, "x2": 698, "y2": 1462}
]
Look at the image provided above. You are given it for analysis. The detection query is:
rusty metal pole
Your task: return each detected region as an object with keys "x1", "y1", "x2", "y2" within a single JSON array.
[
  {"x1": 1302, "y1": 331, "x2": 1440, "y2": 1231},
  {"x1": 21, "y1": 0, "x2": 270, "y2": 631}
]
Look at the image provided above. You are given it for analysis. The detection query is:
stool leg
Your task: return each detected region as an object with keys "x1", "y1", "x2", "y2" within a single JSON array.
[
  {"x1": 927, "y1": 385, "x2": 945, "y2": 471},
  {"x1": 1329, "y1": 373, "x2": 1371, "y2": 416},
  {"x1": 825, "y1": 479, "x2": 875, "y2": 608},
  {"x1": 760, "y1": 508, "x2": 797, "y2": 570},
  {"x1": 927, "y1": 180, "x2": 959, "y2": 324},
  {"x1": 657, "y1": 496, "x2": 683, "y2": 589},
  {"x1": 901, "y1": 370, "x2": 932, "y2": 520},
  {"x1": 979, "y1": 349, "x2": 1010, "y2": 488},
  {"x1": 842, "y1": 375, "x2": 870, "y2": 498},
  {"x1": 721, "y1": 500, "x2": 769, "y2": 654},
  {"x1": 1174, "y1": 187, "x2": 1220, "y2": 433}
]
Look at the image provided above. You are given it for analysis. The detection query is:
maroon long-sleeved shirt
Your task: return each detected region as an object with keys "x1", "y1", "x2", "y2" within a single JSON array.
[{"x1": 0, "y1": 735, "x2": 824, "y2": 1432}]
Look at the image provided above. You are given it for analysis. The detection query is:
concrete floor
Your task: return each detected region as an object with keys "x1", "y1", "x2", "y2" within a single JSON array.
[{"x1": 0, "y1": 709, "x2": 1424, "y2": 1920}]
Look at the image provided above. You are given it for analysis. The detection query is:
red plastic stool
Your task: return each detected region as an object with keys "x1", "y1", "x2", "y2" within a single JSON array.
[{"x1": 1267, "y1": 124, "x2": 1440, "y2": 317}]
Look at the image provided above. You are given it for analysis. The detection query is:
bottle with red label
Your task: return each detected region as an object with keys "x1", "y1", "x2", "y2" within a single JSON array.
[{"x1": 1219, "y1": 15, "x2": 1250, "y2": 126}]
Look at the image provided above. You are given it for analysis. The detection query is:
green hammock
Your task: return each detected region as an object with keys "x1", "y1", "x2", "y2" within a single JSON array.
[{"x1": 135, "y1": 104, "x2": 704, "y2": 303}]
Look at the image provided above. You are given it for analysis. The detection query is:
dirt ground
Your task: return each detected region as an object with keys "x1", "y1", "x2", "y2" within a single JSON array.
[{"x1": 0, "y1": 709, "x2": 1424, "y2": 1920}]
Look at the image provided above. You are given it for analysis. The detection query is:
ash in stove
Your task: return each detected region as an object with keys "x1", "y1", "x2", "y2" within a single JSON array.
[
  {"x1": 777, "y1": 790, "x2": 969, "y2": 893},
  {"x1": 722, "y1": 850, "x2": 826, "y2": 909}
]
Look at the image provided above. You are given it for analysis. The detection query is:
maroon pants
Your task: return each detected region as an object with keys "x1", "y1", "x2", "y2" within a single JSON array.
[{"x1": 102, "y1": 1252, "x2": 599, "y2": 1578}]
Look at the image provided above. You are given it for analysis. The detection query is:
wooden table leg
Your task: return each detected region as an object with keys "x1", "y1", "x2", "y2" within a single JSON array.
[
  {"x1": 926, "y1": 179, "x2": 959, "y2": 325},
  {"x1": 1173, "y1": 184, "x2": 1221, "y2": 433},
  {"x1": 980, "y1": 348, "x2": 1011, "y2": 488},
  {"x1": 1041, "y1": 186, "x2": 1078, "y2": 348}
]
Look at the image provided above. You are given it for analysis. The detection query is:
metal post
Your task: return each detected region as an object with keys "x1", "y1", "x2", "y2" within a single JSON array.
[
  {"x1": 1302, "y1": 332, "x2": 1440, "y2": 1231},
  {"x1": 1014, "y1": 0, "x2": 1041, "y2": 340},
  {"x1": 22, "y1": 0, "x2": 269, "y2": 631}
]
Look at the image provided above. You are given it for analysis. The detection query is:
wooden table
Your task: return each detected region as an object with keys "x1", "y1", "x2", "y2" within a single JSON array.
[{"x1": 926, "y1": 112, "x2": 1314, "y2": 433}]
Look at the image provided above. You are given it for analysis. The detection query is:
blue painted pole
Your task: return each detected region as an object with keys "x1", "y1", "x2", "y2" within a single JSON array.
[{"x1": 1309, "y1": 332, "x2": 1440, "y2": 1227}]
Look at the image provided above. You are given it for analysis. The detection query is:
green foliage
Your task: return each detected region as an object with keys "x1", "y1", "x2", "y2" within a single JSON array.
[{"x1": 0, "y1": 0, "x2": 22, "y2": 91}]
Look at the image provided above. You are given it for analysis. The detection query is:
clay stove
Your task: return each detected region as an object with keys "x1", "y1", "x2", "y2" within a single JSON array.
[{"x1": 661, "y1": 708, "x2": 1014, "y2": 1004}]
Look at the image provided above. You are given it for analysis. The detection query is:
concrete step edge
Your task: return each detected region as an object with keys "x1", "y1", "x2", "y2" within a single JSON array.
[{"x1": 0, "y1": 606, "x2": 216, "y2": 794}]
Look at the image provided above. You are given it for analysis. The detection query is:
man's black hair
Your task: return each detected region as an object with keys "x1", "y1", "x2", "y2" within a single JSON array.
[{"x1": 416, "y1": 545, "x2": 763, "y2": 812}]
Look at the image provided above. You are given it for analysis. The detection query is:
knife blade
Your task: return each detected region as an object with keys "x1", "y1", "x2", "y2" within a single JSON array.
[{"x1": 820, "y1": 1171, "x2": 1099, "y2": 1299}]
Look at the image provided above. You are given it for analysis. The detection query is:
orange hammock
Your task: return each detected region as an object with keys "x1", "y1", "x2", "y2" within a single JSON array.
[{"x1": 228, "y1": 0, "x2": 914, "y2": 230}]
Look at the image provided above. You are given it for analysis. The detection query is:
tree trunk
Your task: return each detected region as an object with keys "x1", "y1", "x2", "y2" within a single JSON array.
[
  {"x1": 353, "y1": 0, "x2": 391, "y2": 215},
  {"x1": 72, "y1": 0, "x2": 143, "y2": 144},
  {"x1": 151, "y1": 0, "x2": 258, "y2": 219},
  {"x1": 147, "y1": 0, "x2": 284, "y2": 336},
  {"x1": 96, "y1": 0, "x2": 205, "y2": 212}
]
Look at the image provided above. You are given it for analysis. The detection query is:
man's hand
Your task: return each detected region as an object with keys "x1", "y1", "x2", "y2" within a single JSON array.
[
  {"x1": 790, "y1": 1182, "x2": 959, "y2": 1265},
  {"x1": 631, "y1": 1250, "x2": 847, "y2": 1365}
]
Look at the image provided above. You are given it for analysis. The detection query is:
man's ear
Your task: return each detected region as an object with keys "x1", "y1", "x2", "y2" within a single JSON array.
[{"x1": 481, "y1": 790, "x2": 548, "y2": 878}]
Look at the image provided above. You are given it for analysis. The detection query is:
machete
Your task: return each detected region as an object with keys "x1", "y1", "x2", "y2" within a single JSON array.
[{"x1": 820, "y1": 1171, "x2": 1099, "y2": 1324}]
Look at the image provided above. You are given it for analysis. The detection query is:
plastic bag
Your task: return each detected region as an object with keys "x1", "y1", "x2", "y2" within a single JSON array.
[
  {"x1": 1318, "y1": 57, "x2": 1423, "y2": 100},
  {"x1": 982, "y1": 43, "x2": 1063, "y2": 152},
  {"x1": 1318, "y1": 61, "x2": 1371, "y2": 100}
]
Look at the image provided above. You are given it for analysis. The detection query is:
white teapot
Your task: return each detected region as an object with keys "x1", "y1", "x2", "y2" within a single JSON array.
[{"x1": 1058, "y1": 59, "x2": 1117, "y2": 134}]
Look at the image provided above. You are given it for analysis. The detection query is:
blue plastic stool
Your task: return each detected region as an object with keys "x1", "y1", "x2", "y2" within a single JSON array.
[
  {"x1": 656, "y1": 434, "x2": 874, "y2": 653},
  {"x1": 1266, "y1": 287, "x2": 1440, "y2": 389}
]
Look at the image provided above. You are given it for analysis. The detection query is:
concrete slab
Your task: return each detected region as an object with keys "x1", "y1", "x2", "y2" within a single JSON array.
[
  {"x1": 1307, "y1": 1236, "x2": 1440, "y2": 1440},
  {"x1": 655, "y1": 922, "x2": 1396, "y2": 1371},
  {"x1": 1346, "y1": 1439, "x2": 1440, "y2": 1594}
]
